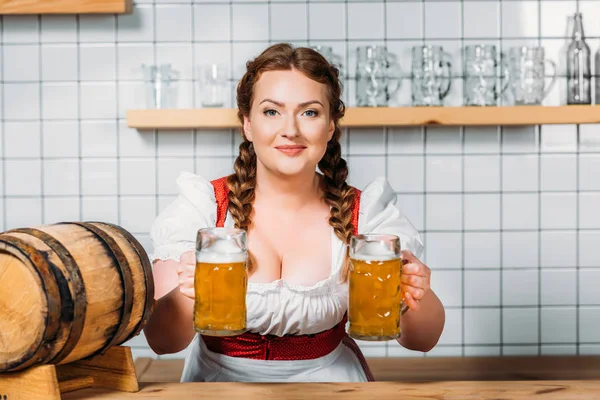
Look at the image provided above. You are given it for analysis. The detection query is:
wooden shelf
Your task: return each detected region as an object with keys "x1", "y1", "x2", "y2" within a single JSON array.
[
  {"x1": 126, "y1": 106, "x2": 600, "y2": 130},
  {"x1": 0, "y1": 0, "x2": 133, "y2": 14}
]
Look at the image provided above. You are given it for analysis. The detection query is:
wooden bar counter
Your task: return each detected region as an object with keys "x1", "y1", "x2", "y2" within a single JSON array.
[{"x1": 61, "y1": 356, "x2": 600, "y2": 400}]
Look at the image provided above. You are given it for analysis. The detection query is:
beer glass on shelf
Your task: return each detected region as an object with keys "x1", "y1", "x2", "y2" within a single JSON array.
[
  {"x1": 348, "y1": 234, "x2": 407, "y2": 341},
  {"x1": 194, "y1": 227, "x2": 248, "y2": 336}
]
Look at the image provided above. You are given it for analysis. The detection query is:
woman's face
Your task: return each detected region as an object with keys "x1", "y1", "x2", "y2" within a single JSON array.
[{"x1": 243, "y1": 69, "x2": 335, "y2": 178}]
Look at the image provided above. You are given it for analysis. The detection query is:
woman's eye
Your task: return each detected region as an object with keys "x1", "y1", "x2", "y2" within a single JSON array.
[
  {"x1": 304, "y1": 110, "x2": 318, "y2": 117},
  {"x1": 264, "y1": 109, "x2": 278, "y2": 117}
]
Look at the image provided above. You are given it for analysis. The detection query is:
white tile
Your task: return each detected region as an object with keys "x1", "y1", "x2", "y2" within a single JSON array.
[
  {"x1": 579, "y1": 231, "x2": 600, "y2": 267},
  {"x1": 464, "y1": 346, "x2": 501, "y2": 357},
  {"x1": 503, "y1": 307, "x2": 538, "y2": 344},
  {"x1": 120, "y1": 159, "x2": 156, "y2": 196},
  {"x1": 541, "y1": 345, "x2": 577, "y2": 355},
  {"x1": 348, "y1": 2, "x2": 384, "y2": 40},
  {"x1": 541, "y1": 125, "x2": 577, "y2": 153},
  {"x1": 4, "y1": 83, "x2": 40, "y2": 121},
  {"x1": 156, "y1": 44, "x2": 193, "y2": 80},
  {"x1": 464, "y1": 194, "x2": 500, "y2": 231},
  {"x1": 41, "y1": 83, "x2": 79, "y2": 120},
  {"x1": 309, "y1": 3, "x2": 345, "y2": 40},
  {"x1": 119, "y1": 122, "x2": 156, "y2": 157},
  {"x1": 579, "y1": 307, "x2": 600, "y2": 343},
  {"x1": 347, "y1": 156, "x2": 385, "y2": 190},
  {"x1": 463, "y1": 1, "x2": 499, "y2": 38},
  {"x1": 157, "y1": 195, "x2": 177, "y2": 215},
  {"x1": 424, "y1": 232, "x2": 463, "y2": 269},
  {"x1": 425, "y1": 156, "x2": 462, "y2": 192},
  {"x1": 540, "y1": 230, "x2": 577, "y2": 268},
  {"x1": 425, "y1": 346, "x2": 462, "y2": 357},
  {"x1": 348, "y1": 128, "x2": 385, "y2": 155},
  {"x1": 43, "y1": 159, "x2": 79, "y2": 196},
  {"x1": 396, "y1": 194, "x2": 424, "y2": 232},
  {"x1": 81, "y1": 159, "x2": 118, "y2": 195},
  {"x1": 502, "y1": 231, "x2": 539, "y2": 269},
  {"x1": 464, "y1": 270, "x2": 500, "y2": 307},
  {"x1": 194, "y1": 156, "x2": 234, "y2": 181},
  {"x1": 41, "y1": 44, "x2": 78, "y2": 81},
  {"x1": 425, "y1": 1, "x2": 461, "y2": 39},
  {"x1": 580, "y1": 124, "x2": 600, "y2": 152},
  {"x1": 464, "y1": 127, "x2": 499, "y2": 154},
  {"x1": 501, "y1": 1, "x2": 539, "y2": 37},
  {"x1": 44, "y1": 197, "x2": 80, "y2": 224},
  {"x1": 42, "y1": 121, "x2": 79, "y2": 158},
  {"x1": 118, "y1": 81, "x2": 147, "y2": 115},
  {"x1": 540, "y1": 154, "x2": 577, "y2": 191},
  {"x1": 580, "y1": 155, "x2": 600, "y2": 190},
  {"x1": 437, "y1": 309, "x2": 462, "y2": 345},
  {"x1": 387, "y1": 156, "x2": 423, "y2": 193},
  {"x1": 4, "y1": 45, "x2": 39, "y2": 81},
  {"x1": 196, "y1": 130, "x2": 233, "y2": 157},
  {"x1": 541, "y1": 1, "x2": 577, "y2": 37},
  {"x1": 426, "y1": 194, "x2": 462, "y2": 230},
  {"x1": 79, "y1": 15, "x2": 116, "y2": 42},
  {"x1": 81, "y1": 121, "x2": 118, "y2": 157},
  {"x1": 502, "y1": 269, "x2": 539, "y2": 306},
  {"x1": 117, "y1": 5, "x2": 154, "y2": 42},
  {"x1": 388, "y1": 127, "x2": 423, "y2": 154},
  {"x1": 156, "y1": 5, "x2": 193, "y2": 42},
  {"x1": 540, "y1": 193, "x2": 577, "y2": 230},
  {"x1": 387, "y1": 345, "x2": 424, "y2": 358},
  {"x1": 157, "y1": 131, "x2": 195, "y2": 157},
  {"x1": 580, "y1": 1, "x2": 600, "y2": 36},
  {"x1": 541, "y1": 307, "x2": 577, "y2": 343},
  {"x1": 81, "y1": 196, "x2": 119, "y2": 224},
  {"x1": 5, "y1": 198, "x2": 42, "y2": 230},
  {"x1": 502, "y1": 126, "x2": 538, "y2": 153},
  {"x1": 158, "y1": 158, "x2": 195, "y2": 195},
  {"x1": 80, "y1": 44, "x2": 117, "y2": 81},
  {"x1": 502, "y1": 193, "x2": 538, "y2": 230},
  {"x1": 132, "y1": 349, "x2": 158, "y2": 361},
  {"x1": 541, "y1": 268, "x2": 577, "y2": 306},
  {"x1": 425, "y1": 127, "x2": 461, "y2": 154},
  {"x1": 4, "y1": 122, "x2": 41, "y2": 158},
  {"x1": 580, "y1": 345, "x2": 600, "y2": 355},
  {"x1": 80, "y1": 83, "x2": 117, "y2": 119},
  {"x1": 135, "y1": 234, "x2": 153, "y2": 256},
  {"x1": 2, "y1": 16, "x2": 38, "y2": 43},
  {"x1": 355, "y1": 344, "x2": 386, "y2": 358},
  {"x1": 464, "y1": 308, "x2": 500, "y2": 345},
  {"x1": 271, "y1": 3, "x2": 307, "y2": 41},
  {"x1": 502, "y1": 345, "x2": 538, "y2": 356},
  {"x1": 580, "y1": 269, "x2": 600, "y2": 305},
  {"x1": 232, "y1": 41, "x2": 270, "y2": 80},
  {"x1": 120, "y1": 196, "x2": 157, "y2": 234},
  {"x1": 431, "y1": 270, "x2": 462, "y2": 308},
  {"x1": 580, "y1": 193, "x2": 600, "y2": 229},
  {"x1": 41, "y1": 16, "x2": 77, "y2": 42},
  {"x1": 194, "y1": 4, "x2": 231, "y2": 41},
  {"x1": 502, "y1": 155, "x2": 538, "y2": 191},
  {"x1": 464, "y1": 232, "x2": 500, "y2": 269},
  {"x1": 232, "y1": 4, "x2": 269, "y2": 41},
  {"x1": 386, "y1": 2, "x2": 422, "y2": 39},
  {"x1": 464, "y1": 155, "x2": 500, "y2": 192},
  {"x1": 5, "y1": 159, "x2": 42, "y2": 196},
  {"x1": 117, "y1": 44, "x2": 154, "y2": 80}
]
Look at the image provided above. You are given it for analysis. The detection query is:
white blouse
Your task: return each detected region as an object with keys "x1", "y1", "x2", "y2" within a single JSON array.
[{"x1": 150, "y1": 171, "x2": 424, "y2": 337}]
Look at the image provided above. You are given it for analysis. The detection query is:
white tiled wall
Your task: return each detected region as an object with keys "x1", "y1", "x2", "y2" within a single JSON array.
[{"x1": 2, "y1": 1, "x2": 600, "y2": 363}]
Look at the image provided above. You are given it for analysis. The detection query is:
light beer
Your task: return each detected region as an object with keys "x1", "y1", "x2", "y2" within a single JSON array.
[
  {"x1": 348, "y1": 234, "x2": 404, "y2": 341},
  {"x1": 194, "y1": 228, "x2": 248, "y2": 336}
]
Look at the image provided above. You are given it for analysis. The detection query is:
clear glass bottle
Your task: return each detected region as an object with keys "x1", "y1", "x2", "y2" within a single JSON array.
[{"x1": 567, "y1": 13, "x2": 592, "y2": 104}]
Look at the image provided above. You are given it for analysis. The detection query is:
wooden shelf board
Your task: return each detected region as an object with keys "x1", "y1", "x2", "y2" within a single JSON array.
[
  {"x1": 0, "y1": 0, "x2": 133, "y2": 14},
  {"x1": 126, "y1": 105, "x2": 600, "y2": 130}
]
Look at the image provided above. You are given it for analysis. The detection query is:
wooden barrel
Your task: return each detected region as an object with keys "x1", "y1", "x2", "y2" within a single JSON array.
[{"x1": 0, "y1": 222, "x2": 154, "y2": 372}]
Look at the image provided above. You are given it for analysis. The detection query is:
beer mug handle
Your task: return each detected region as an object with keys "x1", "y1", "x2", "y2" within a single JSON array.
[
  {"x1": 400, "y1": 259, "x2": 409, "y2": 315},
  {"x1": 440, "y1": 52, "x2": 453, "y2": 99},
  {"x1": 542, "y1": 59, "x2": 557, "y2": 100},
  {"x1": 386, "y1": 53, "x2": 403, "y2": 96}
]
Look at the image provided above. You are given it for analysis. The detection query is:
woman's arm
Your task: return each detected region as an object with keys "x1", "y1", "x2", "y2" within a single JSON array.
[{"x1": 398, "y1": 289, "x2": 445, "y2": 352}]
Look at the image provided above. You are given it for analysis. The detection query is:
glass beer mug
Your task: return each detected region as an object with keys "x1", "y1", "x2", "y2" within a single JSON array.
[
  {"x1": 194, "y1": 227, "x2": 248, "y2": 336},
  {"x1": 348, "y1": 234, "x2": 408, "y2": 341}
]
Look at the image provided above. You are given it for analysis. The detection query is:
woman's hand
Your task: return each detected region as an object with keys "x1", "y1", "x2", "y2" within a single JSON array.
[
  {"x1": 177, "y1": 250, "x2": 196, "y2": 300},
  {"x1": 400, "y1": 250, "x2": 431, "y2": 312}
]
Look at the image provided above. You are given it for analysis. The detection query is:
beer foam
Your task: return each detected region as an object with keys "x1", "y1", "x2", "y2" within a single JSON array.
[
  {"x1": 352, "y1": 241, "x2": 398, "y2": 261},
  {"x1": 197, "y1": 250, "x2": 247, "y2": 264}
]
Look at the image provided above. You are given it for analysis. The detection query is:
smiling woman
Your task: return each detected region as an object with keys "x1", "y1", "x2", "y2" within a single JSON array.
[{"x1": 142, "y1": 43, "x2": 445, "y2": 383}]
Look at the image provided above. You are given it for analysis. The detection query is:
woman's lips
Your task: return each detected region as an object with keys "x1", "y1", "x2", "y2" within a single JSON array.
[{"x1": 275, "y1": 145, "x2": 306, "y2": 156}]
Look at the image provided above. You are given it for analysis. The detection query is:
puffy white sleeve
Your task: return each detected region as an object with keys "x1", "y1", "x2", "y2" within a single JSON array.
[
  {"x1": 149, "y1": 171, "x2": 217, "y2": 262},
  {"x1": 357, "y1": 177, "x2": 424, "y2": 259}
]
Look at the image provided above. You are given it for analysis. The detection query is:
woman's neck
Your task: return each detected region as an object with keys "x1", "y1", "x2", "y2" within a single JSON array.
[{"x1": 254, "y1": 164, "x2": 322, "y2": 211}]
